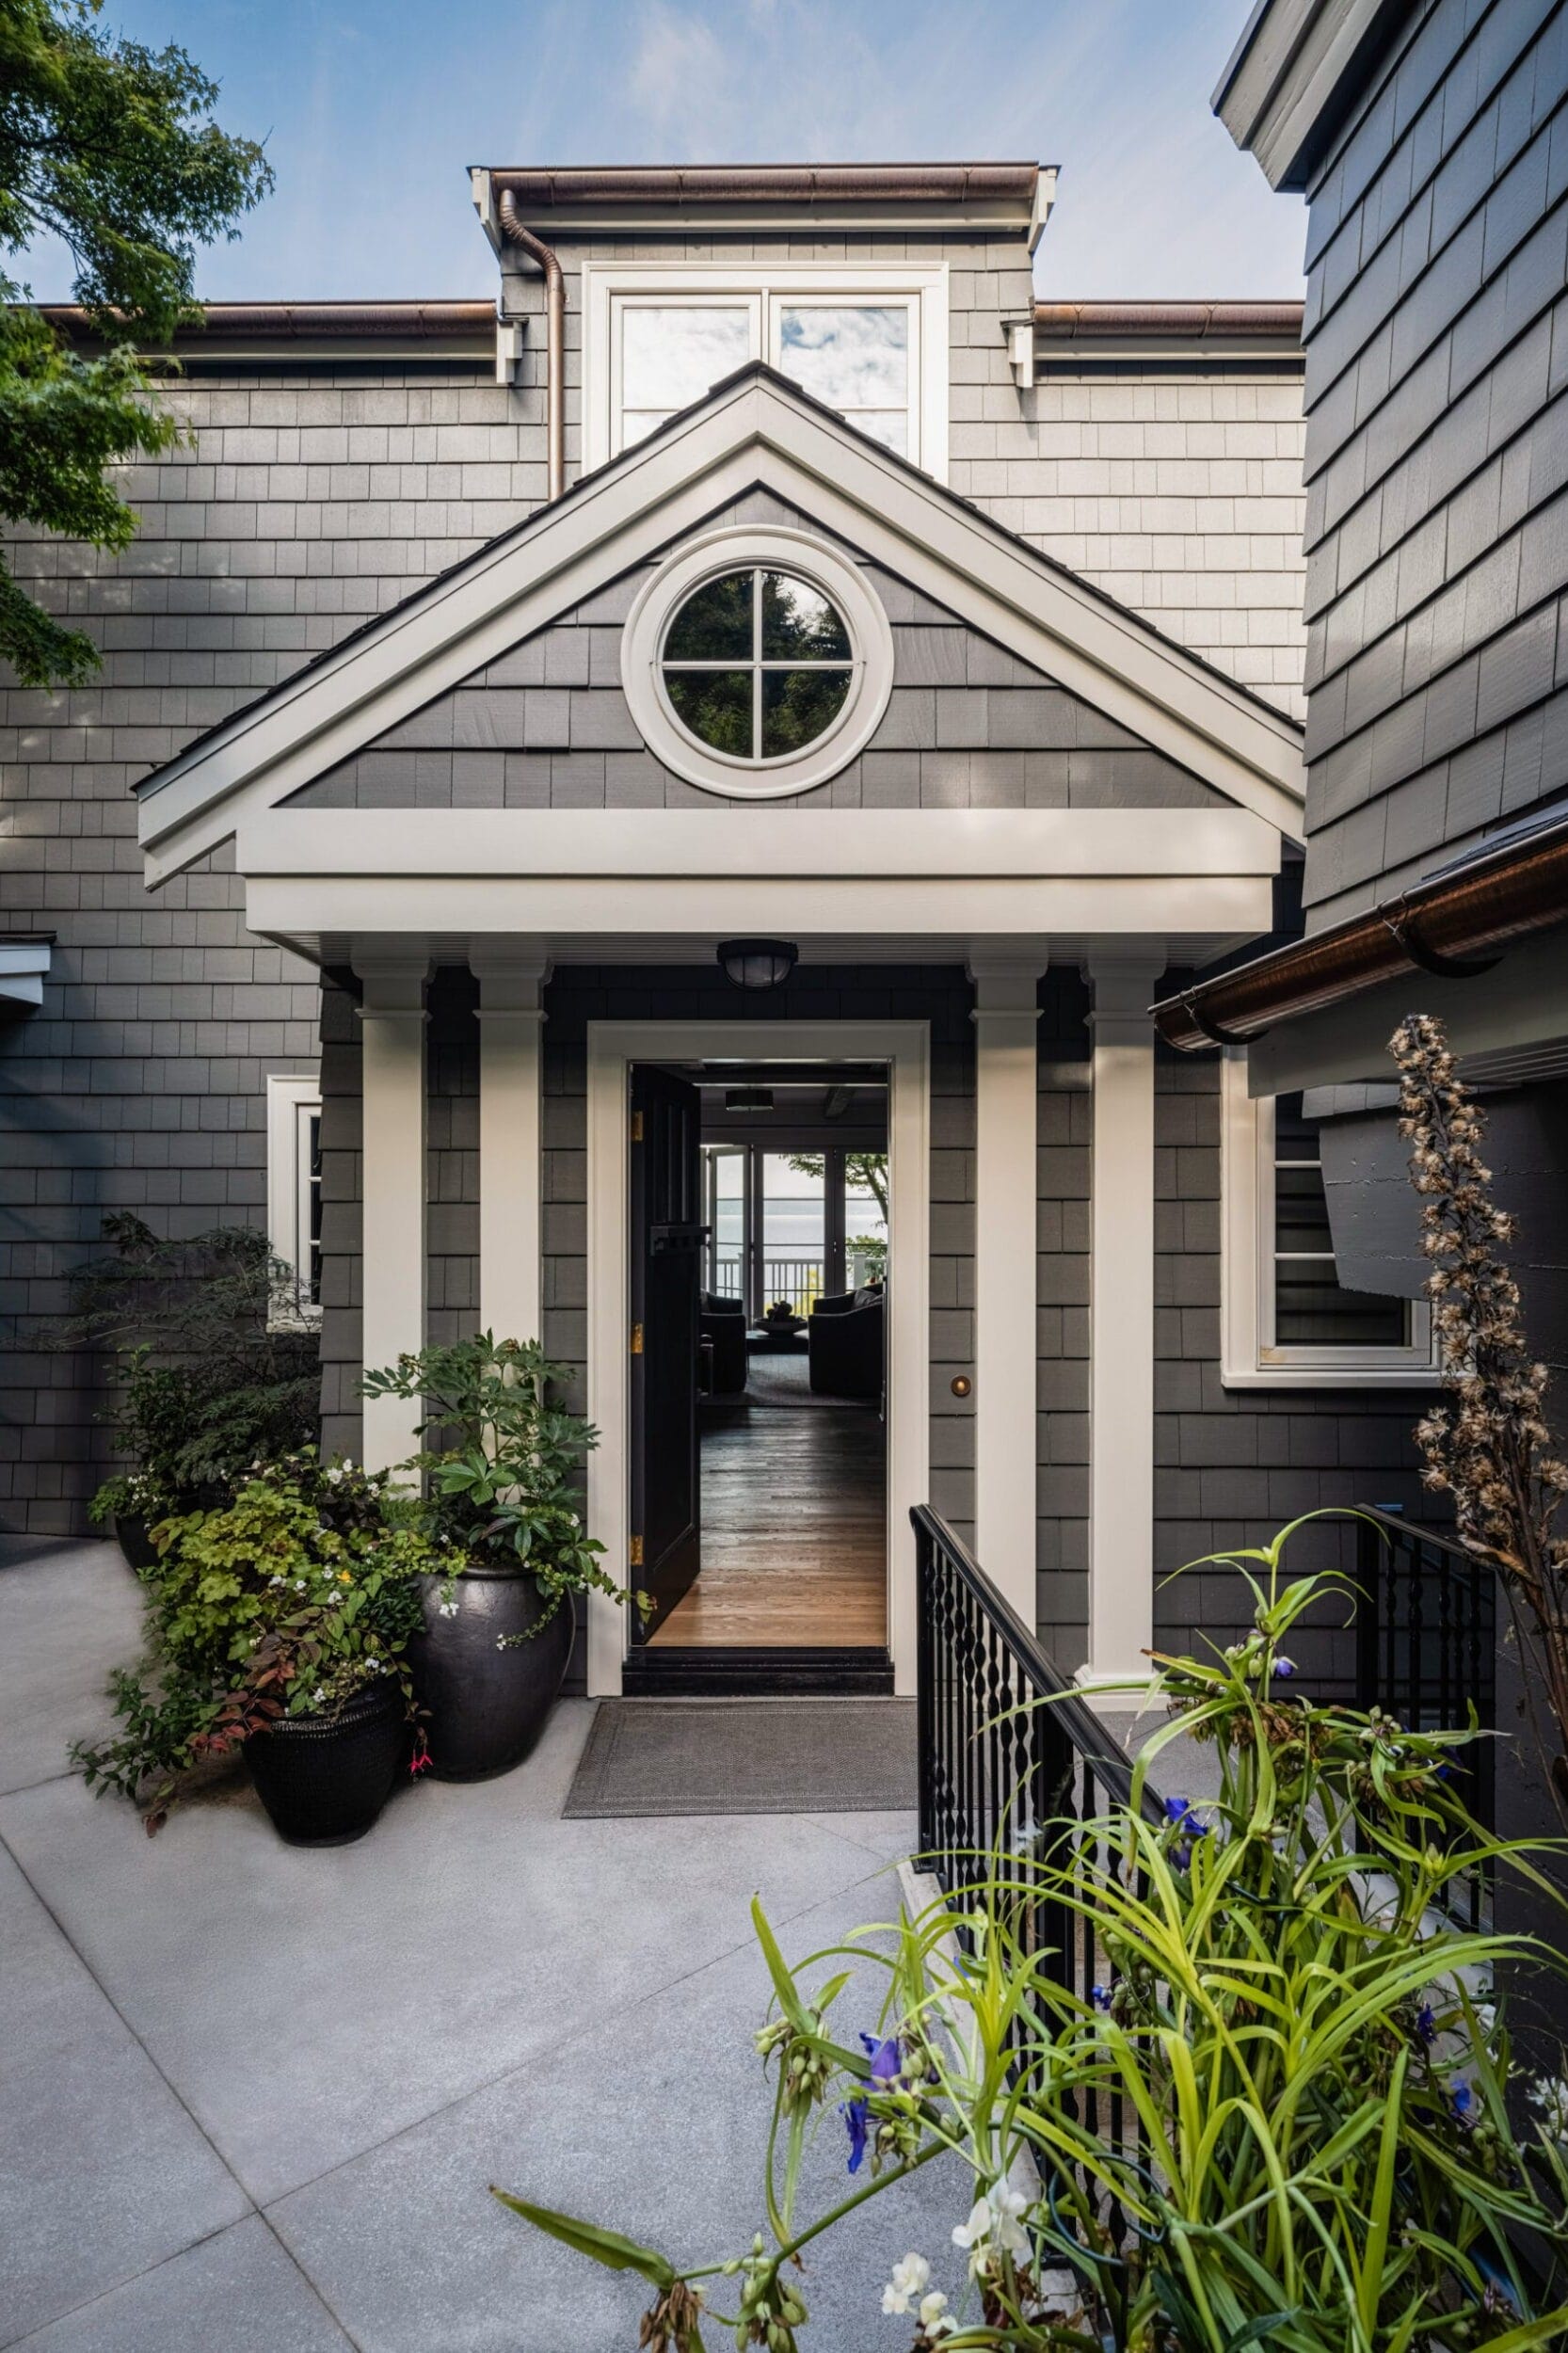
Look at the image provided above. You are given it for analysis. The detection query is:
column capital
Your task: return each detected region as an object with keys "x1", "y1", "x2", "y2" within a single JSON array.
[
  {"x1": 470, "y1": 946, "x2": 551, "y2": 1015},
  {"x1": 1082, "y1": 952, "x2": 1166, "y2": 1025},
  {"x1": 352, "y1": 952, "x2": 430, "y2": 1016},
  {"x1": 967, "y1": 955, "x2": 1046, "y2": 1016}
]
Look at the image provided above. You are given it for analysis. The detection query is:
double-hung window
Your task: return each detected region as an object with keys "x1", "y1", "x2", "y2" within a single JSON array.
[
  {"x1": 266, "y1": 1073, "x2": 323, "y2": 1329},
  {"x1": 584, "y1": 264, "x2": 948, "y2": 478},
  {"x1": 1221, "y1": 1054, "x2": 1435, "y2": 1385}
]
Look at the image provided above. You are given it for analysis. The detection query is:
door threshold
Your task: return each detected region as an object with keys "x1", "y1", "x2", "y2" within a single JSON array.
[{"x1": 622, "y1": 1645, "x2": 894, "y2": 1697}]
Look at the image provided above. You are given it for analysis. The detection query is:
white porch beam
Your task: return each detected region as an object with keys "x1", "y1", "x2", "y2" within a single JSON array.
[
  {"x1": 471, "y1": 950, "x2": 549, "y2": 1347},
  {"x1": 1083, "y1": 955, "x2": 1164, "y2": 1689},
  {"x1": 968, "y1": 958, "x2": 1044, "y2": 1627},
  {"x1": 354, "y1": 954, "x2": 429, "y2": 1476}
]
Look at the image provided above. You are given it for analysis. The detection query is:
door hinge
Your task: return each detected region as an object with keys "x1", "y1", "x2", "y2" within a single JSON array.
[
  {"x1": 631, "y1": 1110, "x2": 644, "y2": 1143},
  {"x1": 630, "y1": 1534, "x2": 645, "y2": 1569},
  {"x1": 630, "y1": 1321, "x2": 644, "y2": 1354}
]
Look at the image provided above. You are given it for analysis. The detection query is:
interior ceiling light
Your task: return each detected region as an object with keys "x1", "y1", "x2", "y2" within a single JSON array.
[
  {"x1": 725, "y1": 1086, "x2": 775, "y2": 1112},
  {"x1": 716, "y1": 937, "x2": 798, "y2": 990}
]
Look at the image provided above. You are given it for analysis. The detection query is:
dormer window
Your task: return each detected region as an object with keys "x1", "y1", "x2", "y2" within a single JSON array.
[{"x1": 584, "y1": 263, "x2": 949, "y2": 479}]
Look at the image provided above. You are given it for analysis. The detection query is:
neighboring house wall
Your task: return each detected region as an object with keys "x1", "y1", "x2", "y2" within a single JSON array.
[
  {"x1": 0, "y1": 355, "x2": 522, "y2": 1530},
  {"x1": 1294, "y1": 0, "x2": 1568, "y2": 927}
]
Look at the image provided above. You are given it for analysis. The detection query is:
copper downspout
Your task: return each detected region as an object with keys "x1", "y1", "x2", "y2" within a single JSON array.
[
  {"x1": 1150, "y1": 817, "x2": 1568, "y2": 1051},
  {"x1": 497, "y1": 189, "x2": 565, "y2": 502}
]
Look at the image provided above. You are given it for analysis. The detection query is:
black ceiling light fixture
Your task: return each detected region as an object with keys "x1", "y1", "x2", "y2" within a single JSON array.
[
  {"x1": 725, "y1": 1086, "x2": 775, "y2": 1112},
  {"x1": 716, "y1": 937, "x2": 798, "y2": 991}
]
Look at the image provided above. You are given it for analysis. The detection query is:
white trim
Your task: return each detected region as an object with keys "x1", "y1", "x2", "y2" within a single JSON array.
[
  {"x1": 619, "y1": 526, "x2": 894, "y2": 799},
  {"x1": 968, "y1": 962, "x2": 1043, "y2": 1622},
  {"x1": 136, "y1": 371, "x2": 1303, "y2": 881},
  {"x1": 582, "y1": 260, "x2": 950, "y2": 482},
  {"x1": 1220, "y1": 1052, "x2": 1438, "y2": 1387},
  {"x1": 585, "y1": 1019, "x2": 930, "y2": 1698},
  {"x1": 264, "y1": 1072, "x2": 323, "y2": 1330},
  {"x1": 1083, "y1": 958, "x2": 1161, "y2": 1686},
  {"x1": 472, "y1": 952, "x2": 548, "y2": 1346}
]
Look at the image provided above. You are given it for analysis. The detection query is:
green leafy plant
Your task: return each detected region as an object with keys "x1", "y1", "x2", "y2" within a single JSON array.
[
  {"x1": 496, "y1": 1522, "x2": 1568, "y2": 2350},
  {"x1": 360, "y1": 1332, "x2": 643, "y2": 1633},
  {"x1": 1, "y1": 0, "x2": 272, "y2": 685},
  {"x1": 52, "y1": 1213, "x2": 319, "y2": 1525},
  {"x1": 73, "y1": 1451, "x2": 456, "y2": 1832}
]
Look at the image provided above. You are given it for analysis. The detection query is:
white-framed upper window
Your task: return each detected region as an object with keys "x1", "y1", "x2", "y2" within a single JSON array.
[
  {"x1": 1221, "y1": 1052, "x2": 1436, "y2": 1387},
  {"x1": 582, "y1": 261, "x2": 950, "y2": 479},
  {"x1": 620, "y1": 523, "x2": 894, "y2": 800},
  {"x1": 266, "y1": 1072, "x2": 323, "y2": 1329}
]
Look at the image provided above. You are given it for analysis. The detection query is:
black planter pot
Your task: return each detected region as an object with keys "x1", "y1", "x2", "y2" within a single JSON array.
[
  {"x1": 244, "y1": 1677, "x2": 408, "y2": 1847},
  {"x1": 409, "y1": 1566, "x2": 574, "y2": 1782},
  {"x1": 115, "y1": 1513, "x2": 160, "y2": 1573}
]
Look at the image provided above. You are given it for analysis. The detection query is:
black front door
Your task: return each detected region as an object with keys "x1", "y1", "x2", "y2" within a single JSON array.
[{"x1": 629, "y1": 1064, "x2": 704, "y2": 1640}]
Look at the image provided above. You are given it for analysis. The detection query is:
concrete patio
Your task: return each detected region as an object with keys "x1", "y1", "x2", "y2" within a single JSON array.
[{"x1": 0, "y1": 1539, "x2": 959, "y2": 2352}]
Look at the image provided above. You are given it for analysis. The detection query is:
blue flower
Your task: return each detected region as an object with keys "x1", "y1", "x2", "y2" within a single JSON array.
[
  {"x1": 1272, "y1": 1657, "x2": 1297, "y2": 1680},
  {"x1": 1163, "y1": 1795, "x2": 1192, "y2": 1822},
  {"x1": 1090, "y1": 1984, "x2": 1113, "y2": 2012},
  {"x1": 1450, "y1": 2081, "x2": 1475, "y2": 2124},
  {"x1": 842, "y1": 2032, "x2": 901, "y2": 2170},
  {"x1": 1164, "y1": 1795, "x2": 1209, "y2": 1870},
  {"x1": 1416, "y1": 2004, "x2": 1436, "y2": 2044},
  {"x1": 841, "y1": 2094, "x2": 870, "y2": 2171},
  {"x1": 860, "y1": 2031, "x2": 902, "y2": 2087}
]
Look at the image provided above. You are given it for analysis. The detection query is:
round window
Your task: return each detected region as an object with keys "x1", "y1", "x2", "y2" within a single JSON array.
[
  {"x1": 661, "y1": 568, "x2": 855, "y2": 762},
  {"x1": 620, "y1": 526, "x2": 894, "y2": 800}
]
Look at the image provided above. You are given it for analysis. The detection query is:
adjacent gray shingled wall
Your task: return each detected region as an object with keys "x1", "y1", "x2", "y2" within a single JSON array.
[
  {"x1": 0, "y1": 360, "x2": 532, "y2": 1530},
  {"x1": 288, "y1": 488, "x2": 1224, "y2": 815},
  {"x1": 1295, "y1": 0, "x2": 1568, "y2": 925}
]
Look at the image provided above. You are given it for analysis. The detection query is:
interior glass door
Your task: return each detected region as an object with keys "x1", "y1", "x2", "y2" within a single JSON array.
[{"x1": 701, "y1": 1144, "x2": 747, "y2": 1304}]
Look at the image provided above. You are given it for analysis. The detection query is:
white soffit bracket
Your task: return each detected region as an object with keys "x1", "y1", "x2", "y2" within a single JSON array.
[{"x1": 136, "y1": 370, "x2": 1305, "y2": 884}]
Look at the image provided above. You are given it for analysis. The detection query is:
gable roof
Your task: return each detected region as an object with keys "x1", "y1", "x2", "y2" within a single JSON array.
[{"x1": 135, "y1": 361, "x2": 1306, "y2": 882}]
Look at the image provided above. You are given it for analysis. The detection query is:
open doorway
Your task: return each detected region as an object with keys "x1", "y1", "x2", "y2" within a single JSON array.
[{"x1": 628, "y1": 1058, "x2": 888, "y2": 1673}]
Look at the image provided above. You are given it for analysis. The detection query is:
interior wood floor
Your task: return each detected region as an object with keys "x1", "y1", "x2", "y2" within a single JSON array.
[{"x1": 649, "y1": 1355, "x2": 887, "y2": 1649}]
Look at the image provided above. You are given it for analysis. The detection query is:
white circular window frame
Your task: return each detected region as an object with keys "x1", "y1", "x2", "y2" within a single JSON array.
[{"x1": 620, "y1": 525, "x2": 895, "y2": 801}]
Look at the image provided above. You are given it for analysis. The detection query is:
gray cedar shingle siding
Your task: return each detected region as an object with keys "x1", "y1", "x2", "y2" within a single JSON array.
[
  {"x1": 1296, "y1": 0, "x2": 1568, "y2": 925},
  {"x1": 286, "y1": 488, "x2": 1224, "y2": 815}
]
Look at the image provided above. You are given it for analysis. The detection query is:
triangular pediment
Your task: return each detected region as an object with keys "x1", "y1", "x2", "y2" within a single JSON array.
[{"x1": 136, "y1": 363, "x2": 1304, "y2": 880}]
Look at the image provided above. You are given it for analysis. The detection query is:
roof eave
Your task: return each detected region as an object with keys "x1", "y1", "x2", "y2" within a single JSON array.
[{"x1": 1213, "y1": 0, "x2": 1413, "y2": 191}]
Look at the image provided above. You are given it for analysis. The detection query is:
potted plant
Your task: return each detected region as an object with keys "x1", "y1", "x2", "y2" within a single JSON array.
[
  {"x1": 52, "y1": 1214, "x2": 319, "y2": 1557},
  {"x1": 73, "y1": 1451, "x2": 456, "y2": 1843},
  {"x1": 360, "y1": 1334, "x2": 638, "y2": 1781}
]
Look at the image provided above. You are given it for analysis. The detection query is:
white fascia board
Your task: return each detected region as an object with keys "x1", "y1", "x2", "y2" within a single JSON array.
[
  {"x1": 138, "y1": 372, "x2": 1304, "y2": 882},
  {"x1": 243, "y1": 872, "x2": 1273, "y2": 945},
  {"x1": 235, "y1": 806, "x2": 1281, "y2": 882},
  {"x1": 1214, "y1": 0, "x2": 1398, "y2": 190},
  {"x1": 0, "y1": 941, "x2": 50, "y2": 1009}
]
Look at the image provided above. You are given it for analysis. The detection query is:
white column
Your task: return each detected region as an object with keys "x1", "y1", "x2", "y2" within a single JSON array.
[
  {"x1": 968, "y1": 958, "x2": 1044, "y2": 1627},
  {"x1": 471, "y1": 951, "x2": 549, "y2": 1347},
  {"x1": 354, "y1": 954, "x2": 429, "y2": 1476},
  {"x1": 1083, "y1": 955, "x2": 1163, "y2": 1687}
]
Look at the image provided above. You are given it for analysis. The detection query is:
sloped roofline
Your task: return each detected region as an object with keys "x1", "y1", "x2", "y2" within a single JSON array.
[{"x1": 134, "y1": 360, "x2": 1304, "y2": 880}]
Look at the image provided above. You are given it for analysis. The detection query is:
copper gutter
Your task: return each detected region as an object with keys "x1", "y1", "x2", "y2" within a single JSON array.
[
  {"x1": 1151, "y1": 815, "x2": 1568, "y2": 1050},
  {"x1": 37, "y1": 299, "x2": 496, "y2": 342},
  {"x1": 1034, "y1": 299, "x2": 1303, "y2": 343},
  {"x1": 496, "y1": 190, "x2": 565, "y2": 502},
  {"x1": 487, "y1": 162, "x2": 1041, "y2": 209}
]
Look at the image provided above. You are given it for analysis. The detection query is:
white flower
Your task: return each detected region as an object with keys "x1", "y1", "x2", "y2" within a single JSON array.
[
  {"x1": 952, "y1": 2181, "x2": 1030, "y2": 2279},
  {"x1": 268, "y1": 1574, "x2": 284, "y2": 1587},
  {"x1": 881, "y1": 2253, "x2": 931, "y2": 2314},
  {"x1": 365, "y1": 1657, "x2": 381, "y2": 1673},
  {"x1": 312, "y1": 1686, "x2": 326, "y2": 1705},
  {"x1": 1530, "y1": 2073, "x2": 1568, "y2": 2143},
  {"x1": 295, "y1": 1579, "x2": 307, "y2": 1592},
  {"x1": 920, "y1": 2290, "x2": 955, "y2": 2339},
  {"x1": 438, "y1": 1599, "x2": 459, "y2": 1618}
]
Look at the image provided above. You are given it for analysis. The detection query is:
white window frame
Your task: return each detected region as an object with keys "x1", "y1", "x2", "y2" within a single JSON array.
[
  {"x1": 582, "y1": 260, "x2": 950, "y2": 482},
  {"x1": 620, "y1": 523, "x2": 894, "y2": 799},
  {"x1": 266, "y1": 1072, "x2": 323, "y2": 1330},
  {"x1": 1221, "y1": 1052, "x2": 1437, "y2": 1387}
]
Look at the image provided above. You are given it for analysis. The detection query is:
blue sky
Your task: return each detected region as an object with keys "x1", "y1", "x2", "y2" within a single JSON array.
[{"x1": 23, "y1": 0, "x2": 1306, "y2": 303}]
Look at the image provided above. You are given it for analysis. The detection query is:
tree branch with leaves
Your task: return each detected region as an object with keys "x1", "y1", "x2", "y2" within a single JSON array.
[{"x1": 0, "y1": 0, "x2": 272, "y2": 685}]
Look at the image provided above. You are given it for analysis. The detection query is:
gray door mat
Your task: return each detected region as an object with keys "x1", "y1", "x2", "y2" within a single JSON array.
[{"x1": 563, "y1": 1697, "x2": 919, "y2": 1818}]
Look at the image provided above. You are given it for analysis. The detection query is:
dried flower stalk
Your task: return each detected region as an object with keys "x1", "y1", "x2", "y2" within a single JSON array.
[{"x1": 1392, "y1": 1011, "x2": 1568, "y2": 1815}]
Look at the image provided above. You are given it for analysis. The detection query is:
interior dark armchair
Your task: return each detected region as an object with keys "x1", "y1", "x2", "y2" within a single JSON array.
[
  {"x1": 808, "y1": 1286, "x2": 884, "y2": 1400},
  {"x1": 699, "y1": 1292, "x2": 748, "y2": 1394}
]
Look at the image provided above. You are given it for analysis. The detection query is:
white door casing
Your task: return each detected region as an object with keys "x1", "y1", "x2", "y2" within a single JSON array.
[{"x1": 584, "y1": 1020, "x2": 931, "y2": 1696}]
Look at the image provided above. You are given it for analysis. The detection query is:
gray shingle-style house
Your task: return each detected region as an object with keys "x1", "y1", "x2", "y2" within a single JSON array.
[{"x1": 2, "y1": 159, "x2": 1438, "y2": 1699}]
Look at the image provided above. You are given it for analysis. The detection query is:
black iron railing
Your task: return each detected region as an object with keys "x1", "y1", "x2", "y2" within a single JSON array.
[
  {"x1": 913, "y1": 1505, "x2": 1161, "y2": 2240},
  {"x1": 1355, "y1": 1507, "x2": 1496, "y2": 1838}
]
